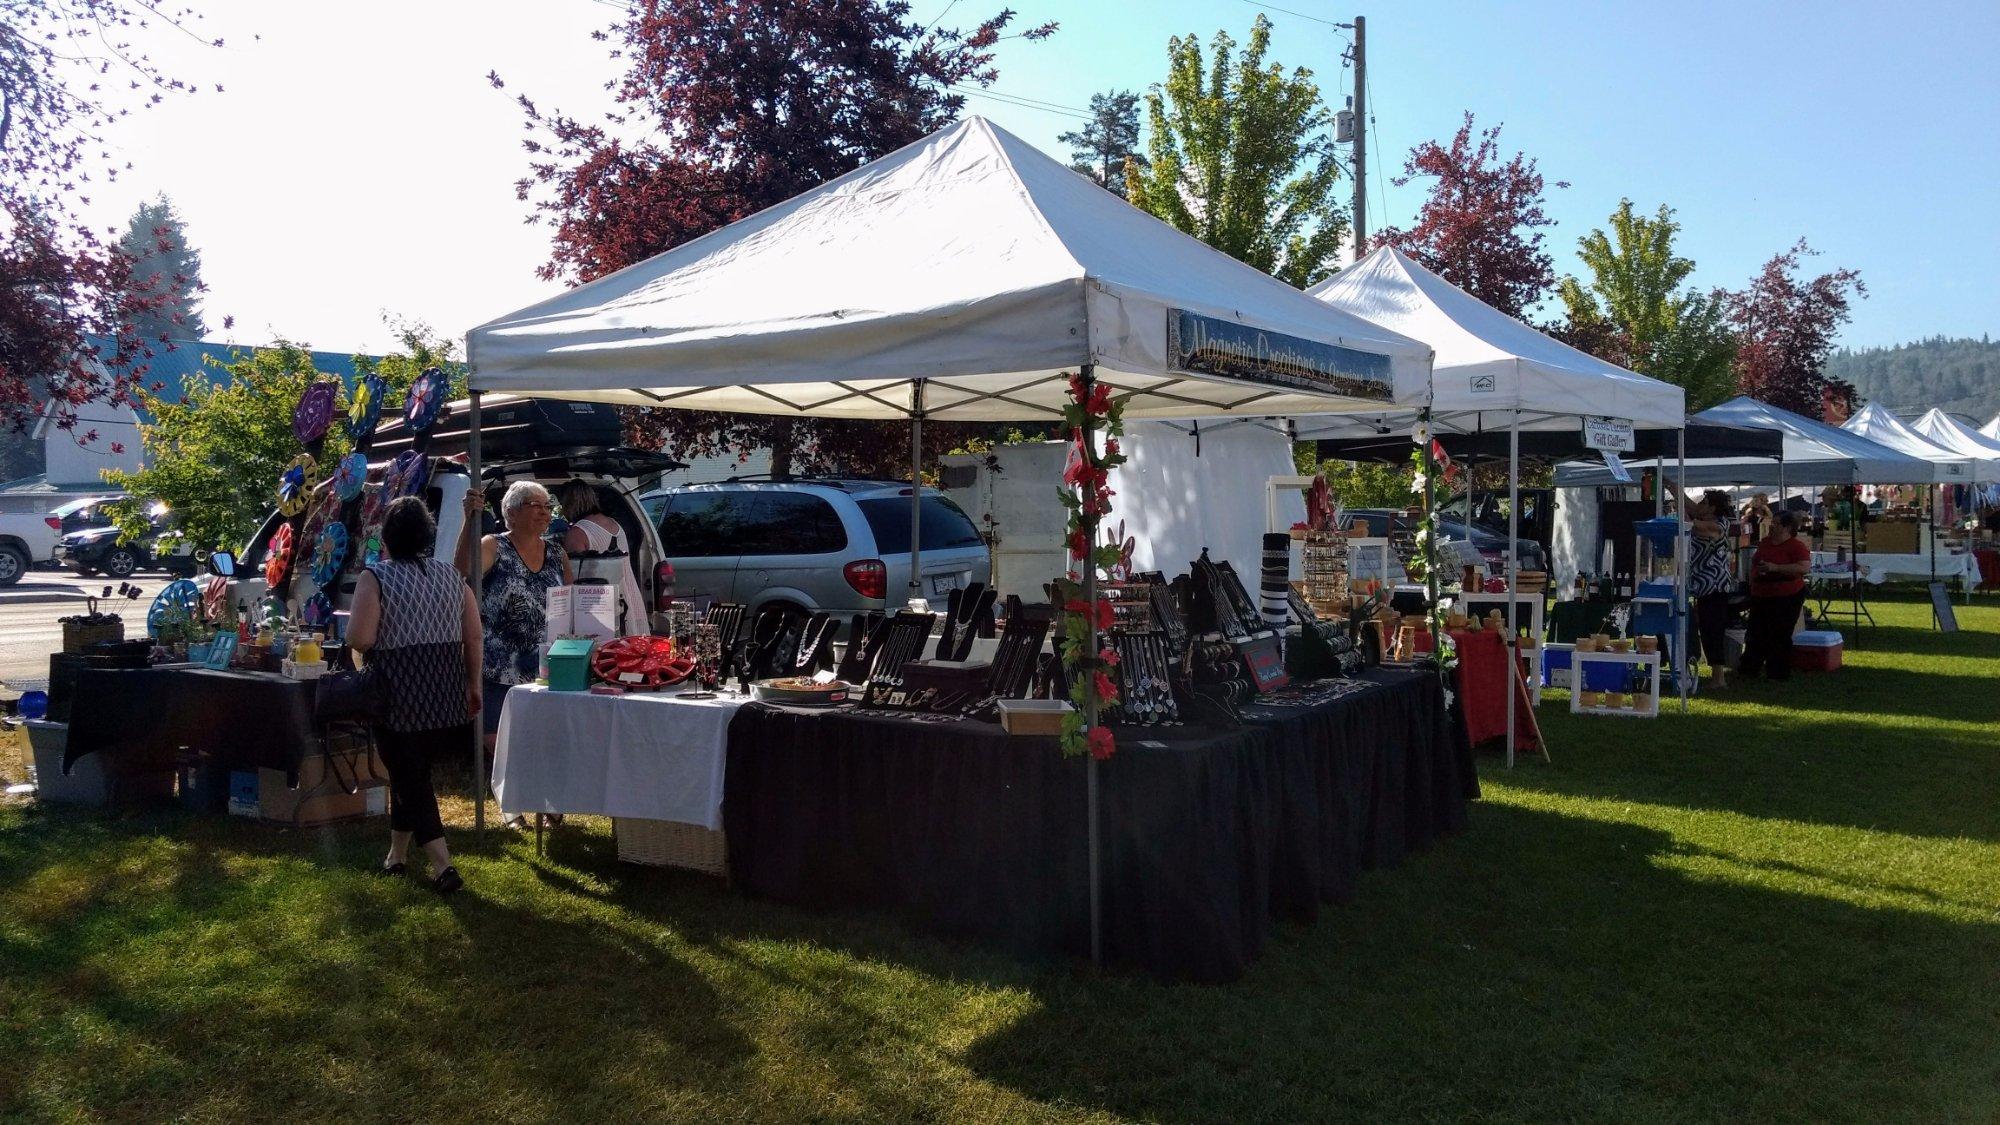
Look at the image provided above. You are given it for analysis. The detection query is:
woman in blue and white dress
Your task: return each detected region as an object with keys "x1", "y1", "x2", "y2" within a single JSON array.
[{"x1": 455, "y1": 480, "x2": 573, "y2": 747}]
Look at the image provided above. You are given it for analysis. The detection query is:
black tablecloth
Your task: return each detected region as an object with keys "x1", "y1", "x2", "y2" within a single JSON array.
[
  {"x1": 723, "y1": 668, "x2": 1476, "y2": 983},
  {"x1": 64, "y1": 667, "x2": 320, "y2": 785}
]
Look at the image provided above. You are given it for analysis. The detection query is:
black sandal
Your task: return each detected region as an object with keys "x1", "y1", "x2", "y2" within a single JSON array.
[
  {"x1": 431, "y1": 866, "x2": 463, "y2": 896},
  {"x1": 377, "y1": 862, "x2": 407, "y2": 877}
]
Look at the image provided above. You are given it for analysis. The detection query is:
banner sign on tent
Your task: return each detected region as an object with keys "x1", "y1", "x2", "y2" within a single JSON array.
[
  {"x1": 1601, "y1": 451, "x2": 1633, "y2": 483},
  {"x1": 1582, "y1": 416, "x2": 1636, "y2": 453},
  {"x1": 1168, "y1": 310, "x2": 1392, "y2": 401}
]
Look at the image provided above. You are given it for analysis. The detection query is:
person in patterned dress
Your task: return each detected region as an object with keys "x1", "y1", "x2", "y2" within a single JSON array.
[
  {"x1": 1687, "y1": 490, "x2": 1738, "y2": 689},
  {"x1": 348, "y1": 497, "x2": 483, "y2": 895},
  {"x1": 455, "y1": 479, "x2": 573, "y2": 828}
]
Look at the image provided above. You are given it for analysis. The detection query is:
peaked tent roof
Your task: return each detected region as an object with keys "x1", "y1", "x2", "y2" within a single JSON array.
[
  {"x1": 1302, "y1": 246, "x2": 1684, "y2": 431},
  {"x1": 1554, "y1": 395, "x2": 1931, "y2": 487},
  {"x1": 1909, "y1": 408, "x2": 2000, "y2": 483},
  {"x1": 466, "y1": 117, "x2": 1431, "y2": 423},
  {"x1": 1839, "y1": 402, "x2": 1974, "y2": 483},
  {"x1": 1981, "y1": 414, "x2": 2000, "y2": 440}
]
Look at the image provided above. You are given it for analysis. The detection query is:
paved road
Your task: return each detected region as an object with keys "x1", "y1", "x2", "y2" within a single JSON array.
[{"x1": 0, "y1": 569, "x2": 180, "y2": 689}]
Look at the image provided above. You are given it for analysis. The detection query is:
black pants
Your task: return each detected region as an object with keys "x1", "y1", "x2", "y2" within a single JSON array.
[
  {"x1": 374, "y1": 723, "x2": 464, "y2": 847},
  {"x1": 1741, "y1": 590, "x2": 1806, "y2": 680},
  {"x1": 1692, "y1": 592, "x2": 1733, "y2": 670}
]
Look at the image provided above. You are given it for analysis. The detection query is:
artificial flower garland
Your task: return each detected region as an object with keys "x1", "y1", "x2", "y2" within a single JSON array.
[
  {"x1": 1054, "y1": 370, "x2": 1127, "y2": 760},
  {"x1": 1407, "y1": 417, "x2": 1459, "y2": 665}
]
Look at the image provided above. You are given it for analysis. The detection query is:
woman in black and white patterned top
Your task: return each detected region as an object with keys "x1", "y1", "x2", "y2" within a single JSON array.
[{"x1": 348, "y1": 496, "x2": 484, "y2": 895}]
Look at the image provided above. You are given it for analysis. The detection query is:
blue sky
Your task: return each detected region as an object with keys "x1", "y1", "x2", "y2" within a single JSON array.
[
  {"x1": 936, "y1": 0, "x2": 2000, "y2": 347},
  {"x1": 91, "y1": 0, "x2": 1996, "y2": 353}
]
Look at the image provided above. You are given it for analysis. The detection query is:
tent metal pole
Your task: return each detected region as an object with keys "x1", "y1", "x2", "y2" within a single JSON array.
[
  {"x1": 1677, "y1": 424, "x2": 1689, "y2": 712},
  {"x1": 1505, "y1": 409, "x2": 1519, "y2": 769},
  {"x1": 469, "y1": 388, "x2": 486, "y2": 842},
  {"x1": 908, "y1": 379, "x2": 927, "y2": 602},
  {"x1": 1078, "y1": 363, "x2": 1103, "y2": 967}
]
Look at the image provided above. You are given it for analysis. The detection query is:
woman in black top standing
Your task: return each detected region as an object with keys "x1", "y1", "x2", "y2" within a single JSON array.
[{"x1": 348, "y1": 496, "x2": 485, "y2": 895}]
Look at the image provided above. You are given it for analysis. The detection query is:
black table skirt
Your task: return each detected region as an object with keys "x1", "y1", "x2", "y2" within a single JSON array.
[
  {"x1": 64, "y1": 667, "x2": 321, "y2": 786},
  {"x1": 723, "y1": 668, "x2": 1476, "y2": 983}
]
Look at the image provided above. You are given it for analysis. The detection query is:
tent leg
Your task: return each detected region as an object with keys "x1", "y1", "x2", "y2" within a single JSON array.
[
  {"x1": 909, "y1": 379, "x2": 927, "y2": 604},
  {"x1": 469, "y1": 389, "x2": 486, "y2": 843},
  {"x1": 1077, "y1": 364, "x2": 1103, "y2": 968},
  {"x1": 1677, "y1": 425, "x2": 1689, "y2": 712},
  {"x1": 1506, "y1": 410, "x2": 1519, "y2": 769}
]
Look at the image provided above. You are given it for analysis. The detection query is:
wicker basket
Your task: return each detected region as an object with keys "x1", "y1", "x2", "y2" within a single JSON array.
[
  {"x1": 62, "y1": 620, "x2": 124, "y2": 654},
  {"x1": 614, "y1": 817, "x2": 727, "y2": 877}
]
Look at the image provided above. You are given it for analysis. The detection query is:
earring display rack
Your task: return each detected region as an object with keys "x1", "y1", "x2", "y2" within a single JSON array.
[
  {"x1": 860, "y1": 611, "x2": 939, "y2": 705},
  {"x1": 1300, "y1": 530, "x2": 1350, "y2": 618},
  {"x1": 1109, "y1": 629, "x2": 1179, "y2": 726}
]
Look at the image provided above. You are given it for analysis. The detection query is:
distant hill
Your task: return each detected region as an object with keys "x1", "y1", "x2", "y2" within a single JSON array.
[{"x1": 1829, "y1": 336, "x2": 2000, "y2": 424}]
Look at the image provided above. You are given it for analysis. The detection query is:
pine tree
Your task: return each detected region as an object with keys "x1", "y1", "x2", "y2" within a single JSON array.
[
  {"x1": 1059, "y1": 90, "x2": 1146, "y2": 194},
  {"x1": 117, "y1": 196, "x2": 209, "y2": 341}
]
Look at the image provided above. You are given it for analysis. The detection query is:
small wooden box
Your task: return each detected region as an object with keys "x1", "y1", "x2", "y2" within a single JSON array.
[{"x1": 997, "y1": 699, "x2": 1073, "y2": 736}]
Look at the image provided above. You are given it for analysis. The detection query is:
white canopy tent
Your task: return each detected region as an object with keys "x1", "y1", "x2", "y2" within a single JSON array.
[
  {"x1": 1300, "y1": 246, "x2": 1687, "y2": 761},
  {"x1": 1909, "y1": 409, "x2": 2000, "y2": 483},
  {"x1": 1555, "y1": 397, "x2": 1934, "y2": 488},
  {"x1": 468, "y1": 117, "x2": 1429, "y2": 422},
  {"x1": 1984, "y1": 415, "x2": 2000, "y2": 441},
  {"x1": 462, "y1": 116, "x2": 1435, "y2": 958},
  {"x1": 1839, "y1": 403, "x2": 1973, "y2": 484}
]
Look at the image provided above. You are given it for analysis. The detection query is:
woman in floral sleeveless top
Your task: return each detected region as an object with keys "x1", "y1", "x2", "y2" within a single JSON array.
[{"x1": 455, "y1": 480, "x2": 572, "y2": 749}]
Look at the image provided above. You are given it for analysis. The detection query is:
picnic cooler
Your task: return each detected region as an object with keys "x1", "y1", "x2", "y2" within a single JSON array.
[
  {"x1": 1791, "y1": 630, "x2": 1843, "y2": 672},
  {"x1": 615, "y1": 818, "x2": 727, "y2": 877}
]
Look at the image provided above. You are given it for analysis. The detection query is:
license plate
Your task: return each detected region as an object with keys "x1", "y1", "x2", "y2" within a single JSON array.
[{"x1": 930, "y1": 574, "x2": 962, "y2": 595}]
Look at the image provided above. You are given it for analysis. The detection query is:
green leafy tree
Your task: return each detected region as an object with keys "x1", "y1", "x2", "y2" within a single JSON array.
[
  {"x1": 1127, "y1": 15, "x2": 1345, "y2": 287},
  {"x1": 1558, "y1": 200, "x2": 1739, "y2": 410},
  {"x1": 1059, "y1": 90, "x2": 1146, "y2": 195},
  {"x1": 104, "y1": 325, "x2": 463, "y2": 551},
  {"x1": 116, "y1": 195, "x2": 209, "y2": 340},
  {"x1": 1294, "y1": 442, "x2": 1412, "y2": 508}
]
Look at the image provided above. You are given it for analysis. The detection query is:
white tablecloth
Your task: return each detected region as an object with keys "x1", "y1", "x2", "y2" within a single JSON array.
[
  {"x1": 492, "y1": 685, "x2": 744, "y2": 828},
  {"x1": 1810, "y1": 550, "x2": 1978, "y2": 586}
]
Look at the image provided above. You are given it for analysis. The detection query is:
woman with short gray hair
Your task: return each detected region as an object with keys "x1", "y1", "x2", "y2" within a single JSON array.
[{"x1": 455, "y1": 479, "x2": 574, "y2": 744}]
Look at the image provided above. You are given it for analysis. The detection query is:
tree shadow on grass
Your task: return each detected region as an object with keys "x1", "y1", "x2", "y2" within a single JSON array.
[
  {"x1": 0, "y1": 805, "x2": 756, "y2": 1122},
  {"x1": 955, "y1": 800, "x2": 2000, "y2": 1123}
]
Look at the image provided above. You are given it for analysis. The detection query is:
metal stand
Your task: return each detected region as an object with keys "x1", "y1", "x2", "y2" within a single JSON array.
[
  {"x1": 469, "y1": 390, "x2": 486, "y2": 843},
  {"x1": 1077, "y1": 364, "x2": 1102, "y2": 968}
]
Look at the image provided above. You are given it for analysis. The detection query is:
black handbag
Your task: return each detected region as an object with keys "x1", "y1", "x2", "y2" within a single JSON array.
[{"x1": 315, "y1": 665, "x2": 387, "y2": 725}]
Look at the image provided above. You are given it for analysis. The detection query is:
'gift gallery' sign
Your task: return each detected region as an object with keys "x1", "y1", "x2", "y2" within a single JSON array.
[{"x1": 1168, "y1": 310, "x2": 1393, "y2": 401}]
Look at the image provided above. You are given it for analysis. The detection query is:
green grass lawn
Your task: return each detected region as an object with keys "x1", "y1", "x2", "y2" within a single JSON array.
[{"x1": 4, "y1": 593, "x2": 1998, "y2": 1122}]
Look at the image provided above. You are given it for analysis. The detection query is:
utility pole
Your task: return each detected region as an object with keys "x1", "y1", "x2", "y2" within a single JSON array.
[{"x1": 1350, "y1": 14, "x2": 1367, "y2": 261}]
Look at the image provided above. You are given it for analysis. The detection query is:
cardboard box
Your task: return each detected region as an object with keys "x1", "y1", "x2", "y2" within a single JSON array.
[
  {"x1": 997, "y1": 699, "x2": 1072, "y2": 736},
  {"x1": 259, "y1": 739, "x2": 388, "y2": 827},
  {"x1": 1867, "y1": 521, "x2": 1920, "y2": 555}
]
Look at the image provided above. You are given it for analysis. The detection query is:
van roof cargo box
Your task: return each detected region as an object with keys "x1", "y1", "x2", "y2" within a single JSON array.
[{"x1": 371, "y1": 395, "x2": 625, "y2": 462}]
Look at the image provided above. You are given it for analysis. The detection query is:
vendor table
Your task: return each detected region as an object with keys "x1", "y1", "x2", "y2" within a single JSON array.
[
  {"x1": 722, "y1": 668, "x2": 1474, "y2": 983},
  {"x1": 492, "y1": 685, "x2": 744, "y2": 830},
  {"x1": 63, "y1": 666, "x2": 322, "y2": 785},
  {"x1": 1812, "y1": 550, "x2": 1978, "y2": 592}
]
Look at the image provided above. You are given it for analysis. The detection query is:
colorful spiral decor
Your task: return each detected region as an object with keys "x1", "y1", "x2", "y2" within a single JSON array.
[
  {"x1": 333, "y1": 451, "x2": 368, "y2": 502},
  {"x1": 293, "y1": 380, "x2": 337, "y2": 445},
  {"x1": 264, "y1": 523, "x2": 294, "y2": 588},
  {"x1": 277, "y1": 454, "x2": 316, "y2": 517},
  {"x1": 403, "y1": 367, "x2": 449, "y2": 432},
  {"x1": 347, "y1": 371, "x2": 387, "y2": 442},
  {"x1": 384, "y1": 449, "x2": 430, "y2": 500},
  {"x1": 147, "y1": 579, "x2": 203, "y2": 640},
  {"x1": 301, "y1": 591, "x2": 335, "y2": 630},
  {"x1": 310, "y1": 522, "x2": 349, "y2": 589}
]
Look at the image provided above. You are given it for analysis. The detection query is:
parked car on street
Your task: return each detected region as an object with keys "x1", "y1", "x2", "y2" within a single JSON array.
[
  {"x1": 644, "y1": 479, "x2": 992, "y2": 618},
  {"x1": 56, "y1": 502, "x2": 197, "y2": 579},
  {"x1": 0, "y1": 495, "x2": 124, "y2": 584},
  {"x1": 1340, "y1": 507, "x2": 1548, "y2": 575}
]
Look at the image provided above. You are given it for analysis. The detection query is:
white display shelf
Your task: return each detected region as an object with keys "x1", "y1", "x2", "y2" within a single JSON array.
[
  {"x1": 1461, "y1": 591, "x2": 1545, "y2": 646},
  {"x1": 1568, "y1": 649, "x2": 1662, "y2": 719}
]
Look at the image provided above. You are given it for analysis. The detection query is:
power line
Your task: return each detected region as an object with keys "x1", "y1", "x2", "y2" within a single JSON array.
[
  {"x1": 1367, "y1": 68, "x2": 1390, "y2": 230},
  {"x1": 950, "y1": 86, "x2": 1094, "y2": 123},
  {"x1": 1235, "y1": 0, "x2": 1350, "y2": 34}
]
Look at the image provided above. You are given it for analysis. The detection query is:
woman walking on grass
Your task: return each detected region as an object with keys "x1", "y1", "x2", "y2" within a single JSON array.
[{"x1": 347, "y1": 496, "x2": 484, "y2": 895}]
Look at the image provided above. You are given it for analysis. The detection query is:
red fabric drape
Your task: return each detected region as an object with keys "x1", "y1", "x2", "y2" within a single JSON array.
[{"x1": 1449, "y1": 628, "x2": 1540, "y2": 751}]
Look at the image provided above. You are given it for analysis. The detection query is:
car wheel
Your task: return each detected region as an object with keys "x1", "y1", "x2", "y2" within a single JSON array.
[
  {"x1": 0, "y1": 544, "x2": 25, "y2": 586},
  {"x1": 104, "y1": 548, "x2": 138, "y2": 579}
]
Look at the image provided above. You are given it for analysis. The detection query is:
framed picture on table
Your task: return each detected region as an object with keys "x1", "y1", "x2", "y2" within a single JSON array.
[{"x1": 204, "y1": 633, "x2": 238, "y2": 670}]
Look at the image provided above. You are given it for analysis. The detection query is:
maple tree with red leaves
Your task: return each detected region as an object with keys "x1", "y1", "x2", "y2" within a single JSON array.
[
  {"x1": 0, "y1": 1, "x2": 222, "y2": 432},
  {"x1": 1375, "y1": 112, "x2": 1565, "y2": 320},
  {"x1": 1725, "y1": 239, "x2": 1865, "y2": 419},
  {"x1": 494, "y1": 0, "x2": 1054, "y2": 477}
]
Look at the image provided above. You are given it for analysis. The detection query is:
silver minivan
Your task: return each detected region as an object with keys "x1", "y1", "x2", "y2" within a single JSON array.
[{"x1": 645, "y1": 480, "x2": 991, "y2": 618}]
